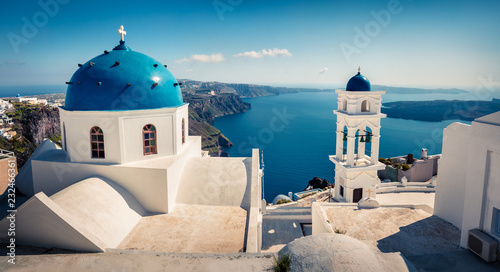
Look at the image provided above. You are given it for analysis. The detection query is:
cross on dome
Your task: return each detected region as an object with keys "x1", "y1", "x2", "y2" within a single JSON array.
[
  {"x1": 358, "y1": 66, "x2": 361, "y2": 73},
  {"x1": 118, "y1": 25, "x2": 127, "y2": 41}
]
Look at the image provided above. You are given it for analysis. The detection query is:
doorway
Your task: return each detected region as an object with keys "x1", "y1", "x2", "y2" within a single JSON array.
[{"x1": 353, "y1": 188, "x2": 363, "y2": 203}]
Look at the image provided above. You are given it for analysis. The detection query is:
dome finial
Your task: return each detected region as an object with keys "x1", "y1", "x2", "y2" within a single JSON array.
[
  {"x1": 118, "y1": 25, "x2": 127, "y2": 41},
  {"x1": 358, "y1": 66, "x2": 361, "y2": 73}
]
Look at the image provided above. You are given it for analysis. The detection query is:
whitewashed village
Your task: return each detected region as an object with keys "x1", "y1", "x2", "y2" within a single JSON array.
[{"x1": 0, "y1": 26, "x2": 499, "y2": 272}]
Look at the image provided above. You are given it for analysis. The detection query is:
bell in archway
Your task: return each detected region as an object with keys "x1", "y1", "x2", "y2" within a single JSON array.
[
  {"x1": 360, "y1": 136, "x2": 365, "y2": 142},
  {"x1": 343, "y1": 133, "x2": 347, "y2": 141},
  {"x1": 365, "y1": 133, "x2": 371, "y2": 143}
]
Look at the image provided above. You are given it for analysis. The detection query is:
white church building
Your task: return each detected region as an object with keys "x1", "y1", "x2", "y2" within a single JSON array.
[
  {"x1": 434, "y1": 111, "x2": 500, "y2": 261},
  {"x1": 330, "y1": 68, "x2": 386, "y2": 202},
  {"x1": 0, "y1": 27, "x2": 263, "y2": 253}
]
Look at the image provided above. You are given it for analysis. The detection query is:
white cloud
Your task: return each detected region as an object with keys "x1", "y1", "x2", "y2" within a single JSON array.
[
  {"x1": 318, "y1": 67, "x2": 328, "y2": 74},
  {"x1": 175, "y1": 53, "x2": 225, "y2": 63},
  {"x1": 233, "y1": 48, "x2": 292, "y2": 58},
  {"x1": 185, "y1": 68, "x2": 193, "y2": 73}
]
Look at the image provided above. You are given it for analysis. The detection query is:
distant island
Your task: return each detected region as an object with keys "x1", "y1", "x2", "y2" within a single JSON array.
[{"x1": 382, "y1": 99, "x2": 500, "y2": 122}]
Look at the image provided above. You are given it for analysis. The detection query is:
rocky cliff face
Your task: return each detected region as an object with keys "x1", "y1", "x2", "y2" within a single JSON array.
[
  {"x1": 185, "y1": 93, "x2": 250, "y2": 124},
  {"x1": 185, "y1": 93, "x2": 250, "y2": 156},
  {"x1": 19, "y1": 106, "x2": 60, "y2": 145}
]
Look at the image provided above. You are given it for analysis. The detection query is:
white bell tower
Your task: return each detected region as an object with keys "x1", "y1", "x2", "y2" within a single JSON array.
[{"x1": 329, "y1": 68, "x2": 386, "y2": 202}]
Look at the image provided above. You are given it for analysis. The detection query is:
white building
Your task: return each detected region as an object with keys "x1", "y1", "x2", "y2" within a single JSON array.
[
  {"x1": 330, "y1": 68, "x2": 386, "y2": 202},
  {"x1": 0, "y1": 99, "x2": 14, "y2": 110},
  {"x1": 434, "y1": 111, "x2": 500, "y2": 253},
  {"x1": 14, "y1": 95, "x2": 38, "y2": 104},
  {"x1": 0, "y1": 27, "x2": 263, "y2": 253}
]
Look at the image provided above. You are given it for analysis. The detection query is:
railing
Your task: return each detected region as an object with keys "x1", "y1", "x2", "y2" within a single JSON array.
[{"x1": 0, "y1": 149, "x2": 14, "y2": 157}]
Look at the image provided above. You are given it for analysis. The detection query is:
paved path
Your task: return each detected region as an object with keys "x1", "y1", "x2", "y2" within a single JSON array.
[{"x1": 0, "y1": 249, "x2": 275, "y2": 272}]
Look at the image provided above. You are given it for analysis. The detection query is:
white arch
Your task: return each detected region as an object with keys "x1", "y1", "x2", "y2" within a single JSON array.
[
  {"x1": 356, "y1": 96, "x2": 377, "y2": 113},
  {"x1": 355, "y1": 120, "x2": 377, "y2": 133}
]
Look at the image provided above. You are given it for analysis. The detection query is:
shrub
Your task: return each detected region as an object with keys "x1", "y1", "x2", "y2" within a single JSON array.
[
  {"x1": 402, "y1": 164, "x2": 411, "y2": 171},
  {"x1": 394, "y1": 163, "x2": 402, "y2": 169},
  {"x1": 407, "y1": 153, "x2": 414, "y2": 164},
  {"x1": 334, "y1": 228, "x2": 346, "y2": 234},
  {"x1": 276, "y1": 199, "x2": 291, "y2": 205},
  {"x1": 379, "y1": 157, "x2": 386, "y2": 163},
  {"x1": 272, "y1": 253, "x2": 291, "y2": 272}
]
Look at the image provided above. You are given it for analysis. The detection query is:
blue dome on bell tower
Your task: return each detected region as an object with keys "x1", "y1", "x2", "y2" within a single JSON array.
[
  {"x1": 346, "y1": 67, "x2": 371, "y2": 92},
  {"x1": 64, "y1": 28, "x2": 183, "y2": 111}
]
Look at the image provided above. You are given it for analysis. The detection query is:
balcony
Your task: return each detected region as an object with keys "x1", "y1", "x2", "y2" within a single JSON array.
[{"x1": 329, "y1": 154, "x2": 385, "y2": 172}]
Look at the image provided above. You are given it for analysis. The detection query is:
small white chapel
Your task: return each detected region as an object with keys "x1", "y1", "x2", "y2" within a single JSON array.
[{"x1": 0, "y1": 26, "x2": 263, "y2": 253}]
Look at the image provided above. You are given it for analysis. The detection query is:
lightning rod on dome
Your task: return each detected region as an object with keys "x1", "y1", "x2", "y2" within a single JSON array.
[{"x1": 118, "y1": 25, "x2": 127, "y2": 41}]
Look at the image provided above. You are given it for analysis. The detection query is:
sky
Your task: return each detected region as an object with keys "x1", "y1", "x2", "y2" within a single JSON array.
[{"x1": 0, "y1": 0, "x2": 499, "y2": 90}]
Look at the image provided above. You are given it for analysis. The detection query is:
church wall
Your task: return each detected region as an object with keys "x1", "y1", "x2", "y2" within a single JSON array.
[
  {"x1": 121, "y1": 114, "x2": 174, "y2": 163},
  {"x1": 173, "y1": 104, "x2": 188, "y2": 155},
  {"x1": 60, "y1": 106, "x2": 186, "y2": 165},
  {"x1": 481, "y1": 150, "x2": 500, "y2": 241},
  {"x1": 460, "y1": 120, "x2": 500, "y2": 247},
  {"x1": 434, "y1": 122, "x2": 470, "y2": 229},
  {"x1": 166, "y1": 135, "x2": 202, "y2": 212},
  {"x1": 31, "y1": 160, "x2": 169, "y2": 213},
  {"x1": 60, "y1": 109, "x2": 122, "y2": 164},
  {"x1": 246, "y1": 148, "x2": 263, "y2": 252}
]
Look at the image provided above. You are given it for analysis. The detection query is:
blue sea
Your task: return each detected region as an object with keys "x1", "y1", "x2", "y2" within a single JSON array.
[
  {"x1": 0, "y1": 85, "x2": 66, "y2": 98},
  {"x1": 214, "y1": 91, "x2": 480, "y2": 201}
]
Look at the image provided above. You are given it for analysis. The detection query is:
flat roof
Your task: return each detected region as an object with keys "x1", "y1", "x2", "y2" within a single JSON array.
[
  {"x1": 318, "y1": 204, "x2": 460, "y2": 256},
  {"x1": 118, "y1": 204, "x2": 247, "y2": 253}
]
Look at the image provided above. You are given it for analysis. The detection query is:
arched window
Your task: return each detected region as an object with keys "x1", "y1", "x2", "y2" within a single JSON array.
[
  {"x1": 342, "y1": 100, "x2": 347, "y2": 111},
  {"x1": 361, "y1": 100, "x2": 370, "y2": 112},
  {"x1": 90, "y1": 126, "x2": 105, "y2": 158},
  {"x1": 182, "y1": 118, "x2": 186, "y2": 144},
  {"x1": 143, "y1": 124, "x2": 157, "y2": 155}
]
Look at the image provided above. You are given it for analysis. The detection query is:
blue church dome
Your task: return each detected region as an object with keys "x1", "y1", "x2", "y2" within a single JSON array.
[
  {"x1": 346, "y1": 68, "x2": 371, "y2": 92},
  {"x1": 64, "y1": 40, "x2": 183, "y2": 111}
]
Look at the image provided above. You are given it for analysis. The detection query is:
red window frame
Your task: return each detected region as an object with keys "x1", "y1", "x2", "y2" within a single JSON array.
[
  {"x1": 90, "y1": 126, "x2": 105, "y2": 158},
  {"x1": 143, "y1": 124, "x2": 157, "y2": 155}
]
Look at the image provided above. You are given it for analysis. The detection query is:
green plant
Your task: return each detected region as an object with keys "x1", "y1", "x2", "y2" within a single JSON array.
[
  {"x1": 276, "y1": 199, "x2": 291, "y2": 205},
  {"x1": 334, "y1": 227, "x2": 346, "y2": 234},
  {"x1": 379, "y1": 157, "x2": 386, "y2": 163},
  {"x1": 401, "y1": 164, "x2": 411, "y2": 171},
  {"x1": 394, "y1": 163, "x2": 402, "y2": 169},
  {"x1": 272, "y1": 253, "x2": 291, "y2": 272}
]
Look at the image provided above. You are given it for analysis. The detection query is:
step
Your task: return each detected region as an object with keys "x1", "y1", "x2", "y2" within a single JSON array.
[
  {"x1": 266, "y1": 207, "x2": 311, "y2": 214},
  {"x1": 263, "y1": 214, "x2": 312, "y2": 221}
]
